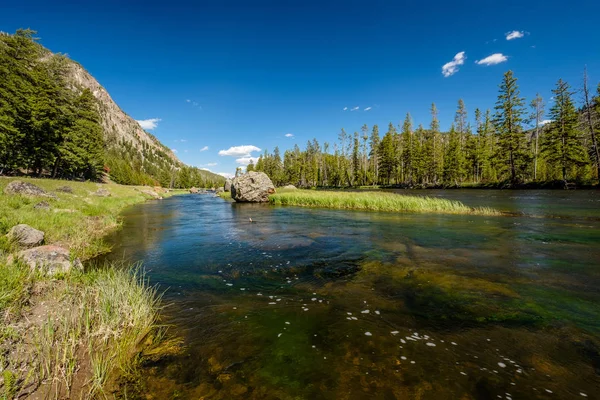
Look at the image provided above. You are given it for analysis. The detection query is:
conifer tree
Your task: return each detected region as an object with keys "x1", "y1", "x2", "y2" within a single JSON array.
[
  {"x1": 529, "y1": 94, "x2": 545, "y2": 180},
  {"x1": 369, "y1": 125, "x2": 380, "y2": 185},
  {"x1": 494, "y1": 70, "x2": 528, "y2": 183},
  {"x1": 543, "y1": 79, "x2": 587, "y2": 181}
]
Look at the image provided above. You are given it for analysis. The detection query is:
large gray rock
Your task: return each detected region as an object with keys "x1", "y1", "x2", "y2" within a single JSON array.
[
  {"x1": 189, "y1": 187, "x2": 199, "y2": 194},
  {"x1": 231, "y1": 172, "x2": 275, "y2": 203},
  {"x1": 7, "y1": 224, "x2": 45, "y2": 247},
  {"x1": 281, "y1": 185, "x2": 297, "y2": 190},
  {"x1": 215, "y1": 187, "x2": 225, "y2": 194},
  {"x1": 224, "y1": 179, "x2": 232, "y2": 192},
  {"x1": 4, "y1": 181, "x2": 56, "y2": 198},
  {"x1": 10, "y1": 245, "x2": 83, "y2": 276},
  {"x1": 34, "y1": 201, "x2": 51, "y2": 210}
]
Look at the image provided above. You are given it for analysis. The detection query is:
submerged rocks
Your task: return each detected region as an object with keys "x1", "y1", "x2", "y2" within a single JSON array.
[
  {"x1": 10, "y1": 245, "x2": 83, "y2": 276},
  {"x1": 4, "y1": 181, "x2": 56, "y2": 198},
  {"x1": 231, "y1": 172, "x2": 275, "y2": 203},
  {"x1": 224, "y1": 179, "x2": 232, "y2": 192},
  {"x1": 7, "y1": 224, "x2": 45, "y2": 247}
]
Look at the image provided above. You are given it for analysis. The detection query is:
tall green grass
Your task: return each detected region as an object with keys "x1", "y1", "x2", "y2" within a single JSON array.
[
  {"x1": 32, "y1": 265, "x2": 162, "y2": 398},
  {"x1": 269, "y1": 190, "x2": 500, "y2": 215}
]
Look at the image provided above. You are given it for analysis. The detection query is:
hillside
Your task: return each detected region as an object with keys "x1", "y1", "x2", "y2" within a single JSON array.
[{"x1": 0, "y1": 29, "x2": 225, "y2": 188}]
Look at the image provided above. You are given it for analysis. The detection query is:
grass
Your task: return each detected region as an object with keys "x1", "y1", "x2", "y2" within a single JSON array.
[
  {"x1": 0, "y1": 177, "x2": 182, "y2": 398},
  {"x1": 269, "y1": 189, "x2": 500, "y2": 215},
  {"x1": 32, "y1": 265, "x2": 162, "y2": 398},
  {"x1": 0, "y1": 177, "x2": 182, "y2": 259}
]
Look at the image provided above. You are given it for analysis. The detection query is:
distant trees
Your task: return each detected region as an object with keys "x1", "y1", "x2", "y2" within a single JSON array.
[{"x1": 253, "y1": 69, "x2": 600, "y2": 187}]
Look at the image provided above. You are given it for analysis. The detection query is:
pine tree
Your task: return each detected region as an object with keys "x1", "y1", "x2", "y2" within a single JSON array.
[
  {"x1": 494, "y1": 70, "x2": 529, "y2": 183},
  {"x1": 529, "y1": 94, "x2": 545, "y2": 181},
  {"x1": 369, "y1": 125, "x2": 380, "y2": 185},
  {"x1": 542, "y1": 79, "x2": 587, "y2": 181},
  {"x1": 401, "y1": 113, "x2": 414, "y2": 184}
]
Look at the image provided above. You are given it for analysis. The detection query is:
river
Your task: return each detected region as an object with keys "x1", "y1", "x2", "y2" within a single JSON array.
[{"x1": 103, "y1": 190, "x2": 600, "y2": 399}]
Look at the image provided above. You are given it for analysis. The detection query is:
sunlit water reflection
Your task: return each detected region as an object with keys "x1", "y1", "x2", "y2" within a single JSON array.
[{"x1": 102, "y1": 190, "x2": 600, "y2": 399}]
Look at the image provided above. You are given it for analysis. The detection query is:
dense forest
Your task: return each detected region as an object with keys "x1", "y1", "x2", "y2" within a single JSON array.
[
  {"x1": 251, "y1": 71, "x2": 600, "y2": 188},
  {"x1": 0, "y1": 29, "x2": 224, "y2": 188}
]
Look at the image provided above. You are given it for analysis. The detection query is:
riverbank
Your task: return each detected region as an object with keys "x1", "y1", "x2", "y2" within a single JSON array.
[
  {"x1": 269, "y1": 189, "x2": 500, "y2": 215},
  {"x1": 0, "y1": 178, "x2": 183, "y2": 398}
]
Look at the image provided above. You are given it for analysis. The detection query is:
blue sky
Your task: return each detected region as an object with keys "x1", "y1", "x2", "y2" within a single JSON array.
[{"x1": 2, "y1": 0, "x2": 600, "y2": 178}]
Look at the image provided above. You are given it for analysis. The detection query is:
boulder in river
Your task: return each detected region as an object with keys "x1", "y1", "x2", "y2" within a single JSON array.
[
  {"x1": 7, "y1": 224, "x2": 45, "y2": 247},
  {"x1": 189, "y1": 187, "x2": 199, "y2": 194},
  {"x1": 4, "y1": 181, "x2": 56, "y2": 198},
  {"x1": 9, "y1": 245, "x2": 83, "y2": 276},
  {"x1": 231, "y1": 171, "x2": 275, "y2": 203},
  {"x1": 224, "y1": 179, "x2": 232, "y2": 192},
  {"x1": 215, "y1": 187, "x2": 225, "y2": 193}
]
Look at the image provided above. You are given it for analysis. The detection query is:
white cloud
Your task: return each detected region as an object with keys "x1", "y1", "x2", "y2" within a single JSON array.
[
  {"x1": 442, "y1": 52, "x2": 466, "y2": 77},
  {"x1": 136, "y1": 118, "x2": 161, "y2": 130},
  {"x1": 217, "y1": 172, "x2": 235, "y2": 179},
  {"x1": 476, "y1": 53, "x2": 508, "y2": 66},
  {"x1": 171, "y1": 148, "x2": 178, "y2": 153},
  {"x1": 186, "y1": 99, "x2": 191, "y2": 103},
  {"x1": 285, "y1": 133, "x2": 294, "y2": 138},
  {"x1": 236, "y1": 156, "x2": 259, "y2": 166},
  {"x1": 540, "y1": 119, "x2": 553, "y2": 126},
  {"x1": 506, "y1": 31, "x2": 525, "y2": 40},
  {"x1": 174, "y1": 139, "x2": 187, "y2": 142},
  {"x1": 343, "y1": 107, "x2": 348, "y2": 111},
  {"x1": 364, "y1": 107, "x2": 372, "y2": 111},
  {"x1": 351, "y1": 106, "x2": 359, "y2": 111},
  {"x1": 218, "y1": 145, "x2": 261, "y2": 157},
  {"x1": 200, "y1": 146, "x2": 209, "y2": 152},
  {"x1": 204, "y1": 162, "x2": 217, "y2": 167}
]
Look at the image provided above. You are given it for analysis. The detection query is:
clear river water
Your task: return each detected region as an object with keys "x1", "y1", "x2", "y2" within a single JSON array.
[{"x1": 102, "y1": 190, "x2": 600, "y2": 399}]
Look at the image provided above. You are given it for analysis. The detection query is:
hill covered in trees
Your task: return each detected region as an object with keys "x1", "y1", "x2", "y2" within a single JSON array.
[
  {"x1": 252, "y1": 71, "x2": 600, "y2": 188},
  {"x1": 0, "y1": 29, "x2": 225, "y2": 188}
]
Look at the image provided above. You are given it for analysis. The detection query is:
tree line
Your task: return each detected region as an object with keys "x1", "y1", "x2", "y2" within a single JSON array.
[
  {"x1": 251, "y1": 70, "x2": 600, "y2": 188},
  {"x1": 0, "y1": 29, "x2": 225, "y2": 188}
]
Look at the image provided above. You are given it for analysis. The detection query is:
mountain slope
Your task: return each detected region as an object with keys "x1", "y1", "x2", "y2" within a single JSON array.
[{"x1": 0, "y1": 29, "x2": 225, "y2": 188}]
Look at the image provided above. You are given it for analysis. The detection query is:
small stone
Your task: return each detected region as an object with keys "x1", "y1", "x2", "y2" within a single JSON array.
[
  {"x1": 364, "y1": 332, "x2": 372, "y2": 336},
  {"x1": 7, "y1": 224, "x2": 44, "y2": 247}
]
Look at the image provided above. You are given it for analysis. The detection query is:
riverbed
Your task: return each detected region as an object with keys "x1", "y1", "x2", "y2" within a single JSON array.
[{"x1": 103, "y1": 190, "x2": 600, "y2": 399}]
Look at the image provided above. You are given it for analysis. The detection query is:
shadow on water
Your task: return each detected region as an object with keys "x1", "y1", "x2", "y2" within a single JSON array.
[{"x1": 100, "y1": 191, "x2": 600, "y2": 399}]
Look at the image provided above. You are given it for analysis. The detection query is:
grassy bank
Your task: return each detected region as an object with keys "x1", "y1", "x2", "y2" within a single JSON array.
[
  {"x1": 0, "y1": 177, "x2": 181, "y2": 398},
  {"x1": 269, "y1": 189, "x2": 500, "y2": 215}
]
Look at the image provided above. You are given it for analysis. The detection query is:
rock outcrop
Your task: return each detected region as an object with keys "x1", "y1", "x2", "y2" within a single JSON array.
[
  {"x1": 7, "y1": 224, "x2": 45, "y2": 247},
  {"x1": 224, "y1": 179, "x2": 232, "y2": 192},
  {"x1": 4, "y1": 181, "x2": 56, "y2": 198},
  {"x1": 10, "y1": 245, "x2": 83, "y2": 276},
  {"x1": 231, "y1": 172, "x2": 275, "y2": 203}
]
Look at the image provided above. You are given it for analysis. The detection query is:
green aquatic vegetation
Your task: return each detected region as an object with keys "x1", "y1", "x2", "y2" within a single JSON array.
[{"x1": 269, "y1": 190, "x2": 500, "y2": 215}]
